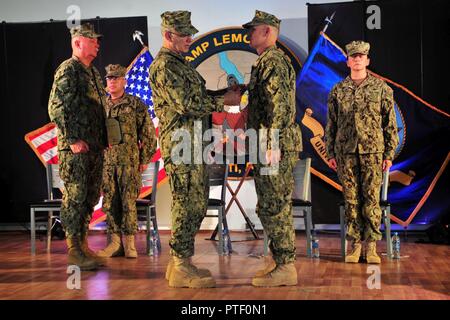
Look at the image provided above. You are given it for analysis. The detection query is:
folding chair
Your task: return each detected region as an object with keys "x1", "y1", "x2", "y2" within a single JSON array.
[
  {"x1": 137, "y1": 161, "x2": 161, "y2": 255},
  {"x1": 29, "y1": 164, "x2": 63, "y2": 255},
  {"x1": 204, "y1": 163, "x2": 229, "y2": 255},
  {"x1": 263, "y1": 157, "x2": 314, "y2": 257},
  {"x1": 340, "y1": 169, "x2": 392, "y2": 259}
]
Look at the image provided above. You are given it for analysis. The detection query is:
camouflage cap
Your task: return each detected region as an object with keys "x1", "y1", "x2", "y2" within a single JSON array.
[
  {"x1": 160, "y1": 10, "x2": 199, "y2": 36},
  {"x1": 70, "y1": 22, "x2": 102, "y2": 39},
  {"x1": 242, "y1": 10, "x2": 281, "y2": 29},
  {"x1": 346, "y1": 41, "x2": 370, "y2": 56},
  {"x1": 105, "y1": 64, "x2": 127, "y2": 78}
]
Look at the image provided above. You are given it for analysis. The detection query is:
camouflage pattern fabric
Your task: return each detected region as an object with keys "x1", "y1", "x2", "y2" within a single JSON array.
[
  {"x1": 160, "y1": 10, "x2": 199, "y2": 36},
  {"x1": 150, "y1": 47, "x2": 225, "y2": 167},
  {"x1": 345, "y1": 41, "x2": 370, "y2": 56},
  {"x1": 48, "y1": 56, "x2": 107, "y2": 237},
  {"x1": 149, "y1": 47, "x2": 224, "y2": 258},
  {"x1": 70, "y1": 23, "x2": 102, "y2": 39},
  {"x1": 58, "y1": 151, "x2": 103, "y2": 237},
  {"x1": 102, "y1": 94, "x2": 156, "y2": 235},
  {"x1": 48, "y1": 56, "x2": 107, "y2": 152},
  {"x1": 326, "y1": 73, "x2": 398, "y2": 242},
  {"x1": 102, "y1": 164, "x2": 141, "y2": 235},
  {"x1": 247, "y1": 46, "x2": 302, "y2": 154},
  {"x1": 105, "y1": 64, "x2": 127, "y2": 78},
  {"x1": 253, "y1": 153, "x2": 297, "y2": 264},
  {"x1": 103, "y1": 94, "x2": 156, "y2": 166},
  {"x1": 166, "y1": 163, "x2": 208, "y2": 258},
  {"x1": 242, "y1": 10, "x2": 281, "y2": 29},
  {"x1": 247, "y1": 45, "x2": 301, "y2": 264},
  {"x1": 325, "y1": 73, "x2": 398, "y2": 161},
  {"x1": 337, "y1": 153, "x2": 383, "y2": 242}
]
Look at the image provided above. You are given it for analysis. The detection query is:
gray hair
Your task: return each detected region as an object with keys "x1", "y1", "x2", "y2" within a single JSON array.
[{"x1": 160, "y1": 26, "x2": 172, "y2": 36}]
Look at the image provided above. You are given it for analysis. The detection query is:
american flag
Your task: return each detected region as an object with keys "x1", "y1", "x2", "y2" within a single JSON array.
[
  {"x1": 24, "y1": 46, "x2": 167, "y2": 227},
  {"x1": 124, "y1": 46, "x2": 167, "y2": 194}
]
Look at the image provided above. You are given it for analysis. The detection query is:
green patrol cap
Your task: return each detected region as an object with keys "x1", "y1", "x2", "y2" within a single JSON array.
[
  {"x1": 105, "y1": 64, "x2": 126, "y2": 78},
  {"x1": 70, "y1": 22, "x2": 102, "y2": 39},
  {"x1": 161, "y1": 10, "x2": 199, "y2": 36},
  {"x1": 346, "y1": 41, "x2": 370, "y2": 56},
  {"x1": 242, "y1": 10, "x2": 281, "y2": 29}
]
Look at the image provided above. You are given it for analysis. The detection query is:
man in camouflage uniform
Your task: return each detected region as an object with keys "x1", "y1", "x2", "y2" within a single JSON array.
[
  {"x1": 48, "y1": 23, "x2": 107, "y2": 270},
  {"x1": 149, "y1": 11, "x2": 241, "y2": 288},
  {"x1": 325, "y1": 41, "x2": 398, "y2": 264},
  {"x1": 96, "y1": 64, "x2": 156, "y2": 259},
  {"x1": 243, "y1": 10, "x2": 302, "y2": 287}
]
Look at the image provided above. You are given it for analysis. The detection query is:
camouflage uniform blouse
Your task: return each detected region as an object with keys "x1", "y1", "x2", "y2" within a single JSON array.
[
  {"x1": 104, "y1": 94, "x2": 156, "y2": 166},
  {"x1": 325, "y1": 73, "x2": 398, "y2": 160},
  {"x1": 48, "y1": 56, "x2": 107, "y2": 152},
  {"x1": 149, "y1": 47, "x2": 225, "y2": 167},
  {"x1": 247, "y1": 46, "x2": 302, "y2": 154}
]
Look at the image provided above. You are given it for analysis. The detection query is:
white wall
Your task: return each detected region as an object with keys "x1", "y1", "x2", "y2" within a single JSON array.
[
  {"x1": 1, "y1": 0, "x2": 344, "y2": 230},
  {"x1": 0, "y1": 0, "x2": 342, "y2": 54}
]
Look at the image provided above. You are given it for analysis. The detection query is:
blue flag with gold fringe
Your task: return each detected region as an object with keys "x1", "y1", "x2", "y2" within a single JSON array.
[{"x1": 296, "y1": 32, "x2": 450, "y2": 227}]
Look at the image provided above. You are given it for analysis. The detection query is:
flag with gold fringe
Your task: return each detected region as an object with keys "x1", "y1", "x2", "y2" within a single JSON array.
[
  {"x1": 296, "y1": 32, "x2": 450, "y2": 227},
  {"x1": 24, "y1": 46, "x2": 166, "y2": 228}
]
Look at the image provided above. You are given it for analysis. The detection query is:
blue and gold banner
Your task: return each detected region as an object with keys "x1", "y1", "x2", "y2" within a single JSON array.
[{"x1": 296, "y1": 32, "x2": 450, "y2": 226}]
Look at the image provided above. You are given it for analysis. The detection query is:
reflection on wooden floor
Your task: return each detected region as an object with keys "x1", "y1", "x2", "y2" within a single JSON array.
[{"x1": 0, "y1": 230, "x2": 449, "y2": 300}]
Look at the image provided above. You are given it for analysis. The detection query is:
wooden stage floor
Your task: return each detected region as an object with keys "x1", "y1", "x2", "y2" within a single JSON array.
[{"x1": 0, "y1": 230, "x2": 449, "y2": 300}]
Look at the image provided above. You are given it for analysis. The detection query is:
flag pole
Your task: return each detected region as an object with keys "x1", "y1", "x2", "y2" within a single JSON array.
[
  {"x1": 132, "y1": 30, "x2": 146, "y2": 47},
  {"x1": 321, "y1": 11, "x2": 335, "y2": 34}
]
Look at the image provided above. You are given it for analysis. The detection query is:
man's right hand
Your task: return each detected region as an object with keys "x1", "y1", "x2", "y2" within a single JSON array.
[
  {"x1": 70, "y1": 140, "x2": 89, "y2": 154},
  {"x1": 328, "y1": 158, "x2": 337, "y2": 171}
]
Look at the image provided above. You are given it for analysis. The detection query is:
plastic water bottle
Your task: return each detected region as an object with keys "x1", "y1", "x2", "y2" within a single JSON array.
[
  {"x1": 392, "y1": 232, "x2": 401, "y2": 259},
  {"x1": 148, "y1": 233, "x2": 154, "y2": 256},
  {"x1": 222, "y1": 226, "x2": 232, "y2": 255},
  {"x1": 148, "y1": 230, "x2": 159, "y2": 256},
  {"x1": 151, "y1": 230, "x2": 160, "y2": 255},
  {"x1": 226, "y1": 230, "x2": 233, "y2": 254},
  {"x1": 312, "y1": 231, "x2": 320, "y2": 258}
]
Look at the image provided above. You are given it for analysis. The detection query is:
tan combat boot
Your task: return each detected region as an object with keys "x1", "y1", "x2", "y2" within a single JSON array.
[
  {"x1": 123, "y1": 235, "x2": 138, "y2": 258},
  {"x1": 165, "y1": 256, "x2": 212, "y2": 280},
  {"x1": 345, "y1": 241, "x2": 362, "y2": 263},
  {"x1": 168, "y1": 256, "x2": 216, "y2": 288},
  {"x1": 80, "y1": 232, "x2": 106, "y2": 266},
  {"x1": 66, "y1": 235, "x2": 99, "y2": 271},
  {"x1": 254, "y1": 256, "x2": 277, "y2": 277},
  {"x1": 96, "y1": 233, "x2": 124, "y2": 258},
  {"x1": 252, "y1": 262, "x2": 298, "y2": 287},
  {"x1": 366, "y1": 240, "x2": 381, "y2": 264}
]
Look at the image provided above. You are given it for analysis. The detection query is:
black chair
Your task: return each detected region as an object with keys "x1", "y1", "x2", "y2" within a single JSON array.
[
  {"x1": 30, "y1": 162, "x2": 161, "y2": 256},
  {"x1": 204, "y1": 163, "x2": 229, "y2": 255},
  {"x1": 30, "y1": 164, "x2": 63, "y2": 255},
  {"x1": 339, "y1": 169, "x2": 392, "y2": 259},
  {"x1": 137, "y1": 161, "x2": 161, "y2": 255},
  {"x1": 263, "y1": 158, "x2": 314, "y2": 257}
]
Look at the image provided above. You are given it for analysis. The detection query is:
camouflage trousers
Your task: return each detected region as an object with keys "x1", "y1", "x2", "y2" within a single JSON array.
[
  {"x1": 102, "y1": 164, "x2": 141, "y2": 235},
  {"x1": 337, "y1": 153, "x2": 383, "y2": 242},
  {"x1": 166, "y1": 163, "x2": 209, "y2": 258},
  {"x1": 253, "y1": 152, "x2": 297, "y2": 265},
  {"x1": 58, "y1": 150, "x2": 103, "y2": 237}
]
